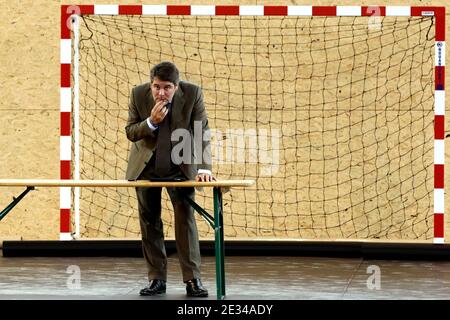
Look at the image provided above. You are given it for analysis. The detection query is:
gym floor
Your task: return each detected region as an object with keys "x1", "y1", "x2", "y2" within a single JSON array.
[{"x1": 1, "y1": 253, "x2": 450, "y2": 300}]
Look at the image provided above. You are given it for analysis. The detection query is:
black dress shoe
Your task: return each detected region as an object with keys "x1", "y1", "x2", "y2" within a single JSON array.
[
  {"x1": 185, "y1": 279, "x2": 208, "y2": 297},
  {"x1": 140, "y1": 279, "x2": 166, "y2": 296}
]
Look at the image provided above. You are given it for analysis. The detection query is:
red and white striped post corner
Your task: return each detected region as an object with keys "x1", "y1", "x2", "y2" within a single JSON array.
[{"x1": 60, "y1": 5, "x2": 445, "y2": 242}]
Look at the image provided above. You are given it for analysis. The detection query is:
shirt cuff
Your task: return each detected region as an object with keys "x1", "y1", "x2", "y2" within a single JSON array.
[
  {"x1": 197, "y1": 169, "x2": 212, "y2": 175},
  {"x1": 146, "y1": 118, "x2": 158, "y2": 131}
]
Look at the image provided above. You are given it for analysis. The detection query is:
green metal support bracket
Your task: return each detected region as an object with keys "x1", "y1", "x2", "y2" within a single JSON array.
[
  {"x1": 182, "y1": 195, "x2": 215, "y2": 229},
  {"x1": 0, "y1": 186, "x2": 35, "y2": 222},
  {"x1": 181, "y1": 187, "x2": 226, "y2": 300},
  {"x1": 213, "y1": 187, "x2": 226, "y2": 300}
]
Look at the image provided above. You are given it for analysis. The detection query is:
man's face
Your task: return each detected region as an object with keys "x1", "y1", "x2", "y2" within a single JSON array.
[{"x1": 151, "y1": 77, "x2": 178, "y2": 104}]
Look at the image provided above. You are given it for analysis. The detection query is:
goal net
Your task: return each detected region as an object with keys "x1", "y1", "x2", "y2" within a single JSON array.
[{"x1": 66, "y1": 7, "x2": 443, "y2": 242}]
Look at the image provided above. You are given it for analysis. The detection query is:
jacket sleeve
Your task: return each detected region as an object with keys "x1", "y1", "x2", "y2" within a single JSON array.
[
  {"x1": 191, "y1": 86, "x2": 212, "y2": 172},
  {"x1": 125, "y1": 87, "x2": 157, "y2": 142}
]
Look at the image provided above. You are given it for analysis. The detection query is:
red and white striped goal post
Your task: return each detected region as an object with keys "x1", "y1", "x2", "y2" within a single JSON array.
[{"x1": 60, "y1": 5, "x2": 445, "y2": 242}]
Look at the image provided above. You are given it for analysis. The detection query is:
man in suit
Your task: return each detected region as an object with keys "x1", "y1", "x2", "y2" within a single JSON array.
[{"x1": 125, "y1": 61, "x2": 214, "y2": 297}]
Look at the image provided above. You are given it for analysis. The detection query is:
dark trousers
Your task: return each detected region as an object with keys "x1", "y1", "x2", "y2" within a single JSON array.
[{"x1": 136, "y1": 157, "x2": 201, "y2": 282}]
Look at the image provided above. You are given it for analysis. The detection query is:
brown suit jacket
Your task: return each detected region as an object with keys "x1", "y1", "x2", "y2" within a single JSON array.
[{"x1": 125, "y1": 81, "x2": 212, "y2": 180}]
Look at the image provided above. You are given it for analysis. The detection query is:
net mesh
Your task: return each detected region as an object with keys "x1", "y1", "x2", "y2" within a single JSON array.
[{"x1": 73, "y1": 15, "x2": 436, "y2": 240}]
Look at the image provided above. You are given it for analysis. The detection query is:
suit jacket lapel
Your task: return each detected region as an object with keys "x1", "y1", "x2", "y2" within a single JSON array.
[{"x1": 144, "y1": 82, "x2": 155, "y2": 119}]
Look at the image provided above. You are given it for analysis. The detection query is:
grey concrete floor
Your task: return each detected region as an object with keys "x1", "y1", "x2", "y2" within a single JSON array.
[{"x1": 1, "y1": 253, "x2": 450, "y2": 300}]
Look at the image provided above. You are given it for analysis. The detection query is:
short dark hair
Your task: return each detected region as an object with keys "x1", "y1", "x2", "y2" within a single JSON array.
[{"x1": 150, "y1": 61, "x2": 180, "y2": 85}]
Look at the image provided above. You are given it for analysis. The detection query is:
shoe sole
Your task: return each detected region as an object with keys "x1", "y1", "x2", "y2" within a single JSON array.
[
  {"x1": 187, "y1": 292, "x2": 209, "y2": 297},
  {"x1": 140, "y1": 290, "x2": 166, "y2": 296}
]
